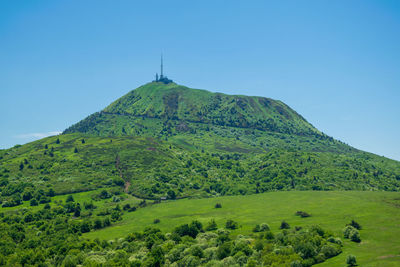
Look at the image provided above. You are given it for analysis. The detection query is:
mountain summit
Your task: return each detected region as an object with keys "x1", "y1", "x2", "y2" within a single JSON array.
[{"x1": 65, "y1": 82, "x2": 321, "y2": 138}]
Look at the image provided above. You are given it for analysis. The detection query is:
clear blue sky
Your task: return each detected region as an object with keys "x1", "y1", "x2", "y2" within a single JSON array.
[{"x1": 1, "y1": 0, "x2": 399, "y2": 160}]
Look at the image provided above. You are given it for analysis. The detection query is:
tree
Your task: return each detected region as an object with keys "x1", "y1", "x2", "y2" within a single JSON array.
[
  {"x1": 206, "y1": 219, "x2": 218, "y2": 231},
  {"x1": 150, "y1": 246, "x2": 165, "y2": 266},
  {"x1": 56, "y1": 138, "x2": 60, "y2": 144},
  {"x1": 217, "y1": 242, "x2": 232, "y2": 260},
  {"x1": 113, "y1": 177, "x2": 124, "y2": 186},
  {"x1": 347, "y1": 220, "x2": 362, "y2": 230},
  {"x1": 260, "y1": 223, "x2": 270, "y2": 231},
  {"x1": 30, "y1": 199, "x2": 38, "y2": 206},
  {"x1": 346, "y1": 255, "x2": 357, "y2": 266},
  {"x1": 167, "y1": 190, "x2": 176, "y2": 200},
  {"x1": 225, "y1": 219, "x2": 238, "y2": 230},
  {"x1": 93, "y1": 219, "x2": 103, "y2": 229},
  {"x1": 46, "y1": 188, "x2": 55, "y2": 197},
  {"x1": 74, "y1": 203, "x2": 81, "y2": 217},
  {"x1": 22, "y1": 189, "x2": 33, "y2": 201},
  {"x1": 280, "y1": 221, "x2": 290, "y2": 229},
  {"x1": 349, "y1": 229, "x2": 361, "y2": 243},
  {"x1": 74, "y1": 147, "x2": 78, "y2": 153},
  {"x1": 81, "y1": 221, "x2": 91, "y2": 233},
  {"x1": 19, "y1": 162, "x2": 24, "y2": 171},
  {"x1": 103, "y1": 217, "x2": 111, "y2": 227},
  {"x1": 66, "y1": 195, "x2": 74, "y2": 202}
]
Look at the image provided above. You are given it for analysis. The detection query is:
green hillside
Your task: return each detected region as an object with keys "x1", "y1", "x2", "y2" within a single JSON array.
[
  {"x1": 64, "y1": 82, "x2": 350, "y2": 154},
  {"x1": 65, "y1": 82, "x2": 321, "y2": 137},
  {"x1": 1, "y1": 82, "x2": 400, "y2": 204},
  {"x1": 1, "y1": 82, "x2": 400, "y2": 266}
]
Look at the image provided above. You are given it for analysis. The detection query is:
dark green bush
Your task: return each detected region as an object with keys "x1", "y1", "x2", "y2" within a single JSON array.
[
  {"x1": 280, "y1": 221, "x2": 290, "y2": 229},
  {"x1": 226, "y1": 219, "x2": 238, "y2": 230}
]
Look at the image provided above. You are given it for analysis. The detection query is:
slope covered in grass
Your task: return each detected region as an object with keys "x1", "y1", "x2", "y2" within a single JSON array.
[
  {"x1": 85, "y1": 191, "x2": 400, "y2": 267},
  {"x1": 1, "y1": 133, "x2": 399, "y2": 207}
]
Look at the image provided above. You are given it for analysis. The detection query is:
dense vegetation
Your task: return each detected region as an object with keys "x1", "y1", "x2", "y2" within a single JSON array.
[
  {"x1": 1, "y1": 133, "x2": 399, "y2": 207},
  {"x1": 0, "y1": 194, "x2": 343, "y2": 266}
]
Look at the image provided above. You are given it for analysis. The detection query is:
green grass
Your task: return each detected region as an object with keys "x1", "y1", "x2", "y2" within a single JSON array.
[{"x1": 85, "y1": 191, "x2": 400, "y2": 266}]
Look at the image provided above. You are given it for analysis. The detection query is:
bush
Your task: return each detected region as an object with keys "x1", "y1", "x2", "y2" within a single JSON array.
[
  {"x1": 153, "y1": 219, "x2": 160, "y2": 224},
  {"x1": 343, "y1": 226, "x2": 355, "y2": 239},
  {"x1": 174, "y1": 221, "x2": 202, "y2": 238},
  {"x1": 346, "y1": 255, "x2": 357, "y2": 266},
  {"x1": 280, "y1": 221, "x2": 290, "y2": 229},
  {"x1": 347, "y1": 220, "x2": 362, "y2": 230},
  {"x1": 217, "y1": 242, "x2": 232, "y2": 260},
  {"x1": 349, "y1": 229, "x2": 361, "y2": 243},
  {"x1": 253, "y1": 224, "x2": 261, "y2": 232},
  {"x1": 66, "y1": 195, "x2": 74, "y2": 202},
  {"x1": 225, "y1": 219, "x2": 238, "y2": 230},
  {"x1": 295, "y1": 211, "x2": 311, "y2": 218},
  {"x1": 215, "y1": 203, "x2": 222, "y2": 208},
  {"x1": 113, "y1": 177, "x2": 125, "y2": 186},
  {"x1": 260, "y1": 223, "x2": 270, "y2": 231},
  {"x1": 30, "y1": 199, "x2": 38, "y2": 206},
  {"x1": 167, "y1": 190, "x2": 176, "y2": 200},
  {"x1": 190, "y1": 245, "x2": 204, "y2": 258},
  {"x1": 321, "y1": 244, "x2": 341, "y2": 258},
  {"x1": 343, "y1": 225, "x2": 361, "y2": 243},
  {"x1": 206, "y1": 219, "x2": 218, "y2": 231}
]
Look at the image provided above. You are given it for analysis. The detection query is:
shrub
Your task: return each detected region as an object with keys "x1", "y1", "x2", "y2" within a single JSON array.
[
  {"x1": 327, "y1": 236, "x2": 343, "y2": 246},
  {"x1": 295, "y1": 211, "x2": 311, "y2": 218},
  {"x1": 260, "y1": 223, "x2": 270, "y2": 231},
  {"x1": 343, "y1": 225, "x2": 361, "y2": 243},
  {"x1": 343, "y1": 226, "x2": 355, "y2": 239},
  {"x1": 93, "y1": 219, "x2": 103, "y2": 229},
  {"x1": 264, "y1": 231, "x2": 274, "y2": 240},
  {"x1": 215, "y1": 203, "x2": 222, "y2": 208},
  {"x1": 66, "y1": 195, "x2": 74, "y2": 202},
  {"x1": 190, "y1": 245, "x2": 204, "y2": 258},
  {"x1": 321, "y1": 244, "x2": 341, "y2": 258},
  {"x1": 347, "y1": 220, "x2": 362, "y2": 230},
  {"x1": 346, "y1": 255, "x2": 357, "y2": 266},
  {"x1": 225, "y1": 219, "x2": 238, "y2": 230},
  {"x1": 153, "y1": 219, "x2": 160, "y2": 224},
  {"x1": 167, "y1": 190, "x2": 176, "y2": 200},
  {"x1": 349, "y1": 229, "x2": 361, "y2": 243},
  {"x1": 253, "y1": 224, "x2": 261, "y2": 232},
  {"x1": 174, "y1": 221, "x2": 202, "y2": 238},
  {"x1": 280, "y1": 221, "x2": 290, "y2": 229},
  {"x1": 113, "y1": 177, "x2": 125, "y2": 186},
  {"x1": 217, "y1": 242, "x2": 232, "y2": 260},
  {"x1": 206, "y1": 219, "x2": 218, "y2": 231},
  {"x1": 30, "y1": 199, "x2": 38, "y2": 206}
]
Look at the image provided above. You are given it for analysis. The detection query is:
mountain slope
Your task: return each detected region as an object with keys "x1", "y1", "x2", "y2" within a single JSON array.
[
  {"x1": 1, "y1": 82, "x2": 399, "y2": 203},
  {"x1": 64, "y1": 82, "x2": 351, "y2": 153}
]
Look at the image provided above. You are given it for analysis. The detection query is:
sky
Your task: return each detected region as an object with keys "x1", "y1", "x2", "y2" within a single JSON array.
[{"x1": 1, "y1": 0, "x2": 399, "y2": 160}]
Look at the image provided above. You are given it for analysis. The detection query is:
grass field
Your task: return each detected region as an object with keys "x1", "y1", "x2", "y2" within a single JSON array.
[{"x1": 85, "y1": 191, "x2": 400, "y2": 266}]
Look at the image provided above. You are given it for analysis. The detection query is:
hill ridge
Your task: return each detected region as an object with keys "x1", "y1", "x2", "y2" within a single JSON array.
[{"x1": 64, "y1": 82, "x2": 322, "y2": 138}]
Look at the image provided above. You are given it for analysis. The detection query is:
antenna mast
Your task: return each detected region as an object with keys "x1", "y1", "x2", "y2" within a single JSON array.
[{"x1": 160, "y1": 54, "x2": 163, "y2": 78}]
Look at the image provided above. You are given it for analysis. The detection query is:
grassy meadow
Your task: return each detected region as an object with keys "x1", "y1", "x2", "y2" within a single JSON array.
[{"x1": 84, "y1": 191, "x2": 400, "y2": 266}]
